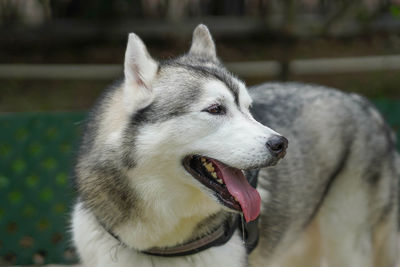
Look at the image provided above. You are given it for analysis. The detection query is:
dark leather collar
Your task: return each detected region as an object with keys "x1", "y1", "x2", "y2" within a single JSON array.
[
  {"x1": 144, "y1": 215, "x2": 240, "y2": 257},
  {"x1": 101, "y1": 169, "x2": 260, "y2": 257}
]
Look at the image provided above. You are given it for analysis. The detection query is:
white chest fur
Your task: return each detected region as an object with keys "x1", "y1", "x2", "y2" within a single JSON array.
[{"x1": 72, "y1": 203, "x2": 247, "y2": 267}]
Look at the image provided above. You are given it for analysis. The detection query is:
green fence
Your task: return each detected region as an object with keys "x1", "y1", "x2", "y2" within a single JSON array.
[
  {"x1": 0, "y1": 99, "x2": 399, "y2": 265},
  {"x1": 0, "y1": 113, "x2": 84, "y2": 266}
]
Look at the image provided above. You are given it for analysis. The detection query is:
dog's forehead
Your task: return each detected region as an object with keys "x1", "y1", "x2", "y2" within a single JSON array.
[
  {"x1": 156, "y1": 61, "x2": 250, "y2": 109},
  {"x1": 202, "y1": 80, "x2": 235, "y2": 101},
  {"x1": 202, "y1": 78, "x2": 251, "y2": 109}
]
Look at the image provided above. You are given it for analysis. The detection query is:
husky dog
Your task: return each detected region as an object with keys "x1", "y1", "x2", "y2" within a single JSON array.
[{"x1": 72, "y1": 24, "x2": 399, "y2": 267}]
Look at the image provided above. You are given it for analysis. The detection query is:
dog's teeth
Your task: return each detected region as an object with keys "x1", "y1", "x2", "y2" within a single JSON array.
[
  {"x1": 217, "y1": 178, "x2": 223, "y2": 184},
  {"x1": 234, "y1": 197, "x2": 238, "y2": 202},
  {"x1": 205, "y1": 163, "x2": 214, "y2": 172},
  {"x1": 211, "y1": 172, "x2": 217, "y2": 179}
]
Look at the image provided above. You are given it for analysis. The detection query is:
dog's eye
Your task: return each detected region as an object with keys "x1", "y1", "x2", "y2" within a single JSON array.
[{"x1": 204, "y1": 104, "x2": 226, "y2": 115}]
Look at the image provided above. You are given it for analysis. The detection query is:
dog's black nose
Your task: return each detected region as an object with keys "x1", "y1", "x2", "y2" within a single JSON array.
[{"x1": 266, "y1": 135, "x2": 288, "y2": 159}]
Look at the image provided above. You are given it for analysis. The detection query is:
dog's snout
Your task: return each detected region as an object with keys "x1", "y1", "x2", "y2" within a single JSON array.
[{"x1": 266, "y1": 135, "x2": 288, "y2": 159}]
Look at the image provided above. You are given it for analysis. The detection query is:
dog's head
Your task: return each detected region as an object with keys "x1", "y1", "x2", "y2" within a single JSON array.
[{"x1": 100, "y1": 25, "x2": 287, "y2": 223}]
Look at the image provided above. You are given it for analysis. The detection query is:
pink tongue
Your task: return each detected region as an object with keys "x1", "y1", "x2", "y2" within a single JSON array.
[{"x1": 210, "y1": 160, "x2": 261, "y2": 222}]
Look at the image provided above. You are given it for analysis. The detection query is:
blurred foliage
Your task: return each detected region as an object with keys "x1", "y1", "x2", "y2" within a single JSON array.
[
  {"x1": 390, "y1": 4, "x2": 400, "y2": 17},
  {"x1": 1, "y1": 0, "x2": 399, "y2": 35}
]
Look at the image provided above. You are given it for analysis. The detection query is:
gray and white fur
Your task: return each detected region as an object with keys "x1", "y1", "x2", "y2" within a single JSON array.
[{"x1": 72, "y1": 24, "x2": 399, "y2": 267}]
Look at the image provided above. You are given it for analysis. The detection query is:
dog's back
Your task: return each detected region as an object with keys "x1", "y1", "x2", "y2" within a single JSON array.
[{"x1": 248, "y1": 82, "x2": 398, "y2": 267}]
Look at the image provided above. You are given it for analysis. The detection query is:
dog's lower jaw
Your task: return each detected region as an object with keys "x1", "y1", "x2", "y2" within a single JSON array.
[{"x1": 73, "y1": 202, "x2": 247, "y2": 267}]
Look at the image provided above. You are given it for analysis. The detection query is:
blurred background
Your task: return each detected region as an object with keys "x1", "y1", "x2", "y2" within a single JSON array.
[{"x1": 0, "y1": 0, "x2": 399, "y2": 266}]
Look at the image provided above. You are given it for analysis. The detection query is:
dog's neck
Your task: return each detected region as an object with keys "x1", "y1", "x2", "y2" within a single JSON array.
[
  {"x1": 101, "y1": 211, "x2": 239, "y2": 257},
  {"x1": 112, "y1": 204, "x2": 231, "y2": 252},
  {"x1": 106, "y1": 168, "x2": 228, "y2": 251},
  {"x1": 74, "y1": 200, "x2": 248, "y2": 267}
]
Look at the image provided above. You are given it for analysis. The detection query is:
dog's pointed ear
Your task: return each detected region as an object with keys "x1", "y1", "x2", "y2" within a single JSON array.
[
  {"x1": 123, "y1": 33, "x2": 158, "y2": 113},
  {"x1": 189, "y1": 24, "x2": 217, "y2": 61}
]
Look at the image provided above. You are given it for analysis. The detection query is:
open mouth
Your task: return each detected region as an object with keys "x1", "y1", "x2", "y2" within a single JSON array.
[{"x1": 183, "y1": 155, "x2": 261, "y2": 222}]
